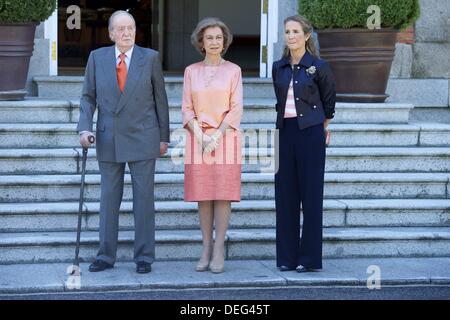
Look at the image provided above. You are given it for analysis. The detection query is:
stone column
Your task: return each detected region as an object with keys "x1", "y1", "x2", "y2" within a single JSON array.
[
  {"x1": 27, "y1": 23, "x2": 51, "y2": 96},
  {"x1": 389, "y1": 27, "x2": 414, "y2": 79},
  {"x1": 26, "y1": 8, "x2": 57, "y2": 97},
  {"x1": 273, "y1": 0, "x2": 298, "y2": 62},
  {"x1": 413, "y1": 0, "x2": 450, "y2": 78}
]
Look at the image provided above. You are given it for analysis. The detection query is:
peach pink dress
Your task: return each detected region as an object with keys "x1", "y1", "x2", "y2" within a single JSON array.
[{"x1": 182, "y1": 60, "x2": 243, "y2": 202}]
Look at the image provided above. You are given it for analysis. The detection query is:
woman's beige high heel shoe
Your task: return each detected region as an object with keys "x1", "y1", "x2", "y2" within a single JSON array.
[
  {"x1": 196, "y1": 246, "x2": 212, "y2": 272},
  {"x1": 196, "y1": 259, "x2": 210, "y2": 272},
  {"x1": 209, "y1": 262, "x2": 224, "y2": 273},
  {"x1": 209, "y1": 248, "x2": 225, "y2": 273}
]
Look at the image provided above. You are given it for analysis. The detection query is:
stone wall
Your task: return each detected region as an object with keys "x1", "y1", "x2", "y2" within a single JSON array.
[{"x1": 412, "y1": 0, "x2": 450, "y2": 78}]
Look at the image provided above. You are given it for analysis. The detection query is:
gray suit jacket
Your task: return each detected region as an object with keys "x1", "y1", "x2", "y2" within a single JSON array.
[{"x1": 77, "y1": 45, "x2": 170, "y2": 162}]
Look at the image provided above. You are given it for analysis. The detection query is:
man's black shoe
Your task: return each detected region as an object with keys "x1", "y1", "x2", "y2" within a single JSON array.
[
  {"x1": 136, "y1": 261, "x2": 152, "y2": 274},
  {"x1": 88, "y1": 260, "x2": 113, "y2": 272}
]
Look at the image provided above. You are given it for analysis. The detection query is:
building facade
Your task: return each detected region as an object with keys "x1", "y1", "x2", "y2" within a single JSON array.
[
  {"x1": 28, "y1": 0, "x2": 295, "y2": 90},
  {"x1": 27, "y1": 0, "x2": 450, "y2": 105}
]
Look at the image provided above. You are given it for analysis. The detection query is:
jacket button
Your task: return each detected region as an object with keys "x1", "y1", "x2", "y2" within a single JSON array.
[
  {"x1": 299, "y1": 114, "x2": 303, "y2": 117},
  {"x1": 313, "y1": 105, "x2": 317, "y2": 109},
  {"x1": 297, "y1": 66, "x2": 300, "y2": 69},
  {"x1": 296, "y1": 98, "x2": 299, "y2": 101},
  {"x1": 295, "y1": 81, "x2": 298, "y2": 84}
]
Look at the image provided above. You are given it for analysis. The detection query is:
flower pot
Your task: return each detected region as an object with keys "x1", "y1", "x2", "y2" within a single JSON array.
[
  {"x1": 316, "y1": 28, "x2": 398, "y2": 103},
  {"x1": 0, "y1": 23, "x2": 38, "y2": 100}
]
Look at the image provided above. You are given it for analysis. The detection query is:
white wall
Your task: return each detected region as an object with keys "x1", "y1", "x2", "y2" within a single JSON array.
[{"x1": 198, "y1": 0, "x2": 260, "y2": 35}]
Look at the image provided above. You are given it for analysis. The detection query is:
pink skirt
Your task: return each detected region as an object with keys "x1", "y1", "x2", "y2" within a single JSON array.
[{"x1": 184, "y1": 127, "x2": 241, "y2": 202}]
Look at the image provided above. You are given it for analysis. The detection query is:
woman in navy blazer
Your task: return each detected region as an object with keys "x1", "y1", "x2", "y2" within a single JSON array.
[{"x1": 272, "y1": 15, "x2": 336, "y2": 272}]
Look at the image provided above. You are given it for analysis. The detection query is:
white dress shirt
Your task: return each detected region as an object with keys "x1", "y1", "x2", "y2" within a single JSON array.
[{"x1": 115, "y1": 45, "x2": 134, "y2": 71}]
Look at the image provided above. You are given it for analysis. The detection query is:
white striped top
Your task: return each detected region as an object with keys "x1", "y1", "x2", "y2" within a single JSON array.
[{"x1": 284, "y1": 77, "x2": 297, "y2": 118}]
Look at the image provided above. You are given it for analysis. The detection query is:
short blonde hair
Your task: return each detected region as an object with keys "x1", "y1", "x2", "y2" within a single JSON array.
[{"x1": 190, "y1": 17, "x2": 233, "y2": 56}]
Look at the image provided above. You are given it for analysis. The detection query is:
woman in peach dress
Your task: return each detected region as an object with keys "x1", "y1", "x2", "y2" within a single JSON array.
[{"x1": 182, "y1": 17, "x2": 243, "y2": 273}]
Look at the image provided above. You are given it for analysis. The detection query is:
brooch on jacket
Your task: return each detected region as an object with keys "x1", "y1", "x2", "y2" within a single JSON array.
[{"x1": 306, "y1": 65, "x2": 316, "y2": 76}]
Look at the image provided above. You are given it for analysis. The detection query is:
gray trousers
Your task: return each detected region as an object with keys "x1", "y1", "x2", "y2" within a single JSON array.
[{"x1": 96, "y1": 159, "x2": 156, "y2": 265}]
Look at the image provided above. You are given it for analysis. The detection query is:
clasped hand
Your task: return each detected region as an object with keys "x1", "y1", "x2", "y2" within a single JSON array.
[
  {"x1": 190, "y1": 119, "x2": 222, "y2": 155},
  {"x1": 204, "y1": 131, "x2": 222, "y2": 154},
  {"x1": 196, "y1": 131, "x2": 221, "y2": 155}
]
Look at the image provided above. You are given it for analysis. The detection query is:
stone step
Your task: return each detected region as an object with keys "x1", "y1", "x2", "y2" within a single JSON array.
[
  {"x1": 73, "y1": 99, "x2": 414, "y2": 125},
  {"x1": 73, "y1": 99, "x2": 281, "y2": 125},
  {"x1": 34, "y1": 76, "x2": 84, "y2": 99},
  {"x1": 34, "y1": 76, "x2": 279, "y2": 99},
  {"x1": 1, "y1": 257, "x2": 449, "y2": 294},
  {"x1": 32, "y1": 77, "x2": 293, "y2": 100},
  {"x1": 1, "y1": 147, "x2": 450, "y2": 175},
  {"x1": 0, "y1": 147, "x2": 274, "y2": 175},
  {"x1": 0, "y1": 172, "x2": 448, "y2": 203},
  {"x1": 34, "y1": 76, "x2": 450, "y2": 109},
  {"x1": 1, "y1": 227, "x2": 449, "y2": 264},
  {"x1": 0, "y1": 98, "x2": 280, "y2": 124},
  {"x1": 0, "y1": 97, "x2": 413, "y2": 125},
  {"x1": 0, "y1": 199, "x2": 449, "y2": 233},
  {"x1": 1, "y1": 122, "x2": 449, "y2": 148},
  {"x1": 0, "y1": 99, "x2": 74, "y2": 123}
]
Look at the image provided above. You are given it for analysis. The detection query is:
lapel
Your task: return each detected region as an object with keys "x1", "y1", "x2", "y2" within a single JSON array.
[
  {"x1": 102, "y1": 45, "x2": 121, "y2": 101},
  {"x1": 115, "y1": 45, "x2": 145, "y2": 114},
  {"x1": 299, "y1": 51, "x2": 313, "y2": 68}
]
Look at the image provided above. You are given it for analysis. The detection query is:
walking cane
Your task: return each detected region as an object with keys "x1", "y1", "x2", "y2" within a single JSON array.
[{"x1": 69, "y1": 135, "x2": 95, "y2": 276}]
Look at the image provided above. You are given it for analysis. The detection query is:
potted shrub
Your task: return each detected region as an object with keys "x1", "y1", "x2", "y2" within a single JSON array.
[
  {"x1": 299, "y1": 0, "x2": 420, "y2": 102},
  {"x1": 0, "y1": 0, "x2": 57, "y2": 100}
]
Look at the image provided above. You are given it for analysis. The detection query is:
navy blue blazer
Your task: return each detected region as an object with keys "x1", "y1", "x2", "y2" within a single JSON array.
[{"x1": 272, "y1": 51, "x2": 336, "y2": 129}]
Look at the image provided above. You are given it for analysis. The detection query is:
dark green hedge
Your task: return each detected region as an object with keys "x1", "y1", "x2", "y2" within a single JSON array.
[
  {"x1": 299, "y1": 0, "x2": 420, "y2": 30},
  {"x1": 0, "y1": 0, "x2": 57, "y2": 23}
]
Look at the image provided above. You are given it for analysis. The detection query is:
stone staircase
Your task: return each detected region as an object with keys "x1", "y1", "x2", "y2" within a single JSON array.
[{"x1": 0, "y1": 76, "x2": 449, "y2": 265}]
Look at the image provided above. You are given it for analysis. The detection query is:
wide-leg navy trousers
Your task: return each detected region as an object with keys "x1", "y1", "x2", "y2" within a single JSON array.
[{"x1": 275, "y1": 118, "x2": 326, "y2": 269}]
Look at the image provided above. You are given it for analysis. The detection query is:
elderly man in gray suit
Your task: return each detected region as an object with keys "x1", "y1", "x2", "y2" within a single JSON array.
[{"x1": 77, "y1": 10, "x2": 170, "y2": 274}]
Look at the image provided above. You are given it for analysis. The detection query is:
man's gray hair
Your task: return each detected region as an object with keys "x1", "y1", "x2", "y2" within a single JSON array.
[{"x1": 108, "y1": 10, "x2": 136, "y2": 32}]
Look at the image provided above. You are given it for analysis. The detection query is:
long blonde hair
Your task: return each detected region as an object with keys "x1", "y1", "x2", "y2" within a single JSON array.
[{"x1": 282, "y1": 15, "x2": 318, "y2": 58}]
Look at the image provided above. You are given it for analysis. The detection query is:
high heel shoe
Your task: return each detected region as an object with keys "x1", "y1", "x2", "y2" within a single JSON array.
[
  {"x1": 209, "y1": 260, "x2": 224, "y2": 273},
  {"x1": 196, "y1": 259, "x2": 210, "y2": 272},
  {"x1": 196, "y1": 245, "x2": 212, "y2": 272},
  {"x1": 209, "y1": 250, "x2": 225, "y2": 274}
]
